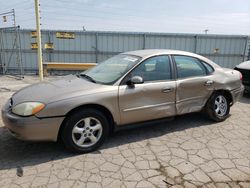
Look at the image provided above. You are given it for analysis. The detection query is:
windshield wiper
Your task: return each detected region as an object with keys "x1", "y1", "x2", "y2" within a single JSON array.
[{"x1": 78, "y1": 74, "x2": 96, "y2": 83}]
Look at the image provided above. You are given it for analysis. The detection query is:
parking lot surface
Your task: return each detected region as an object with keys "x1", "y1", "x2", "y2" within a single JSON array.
[{"x1": 0, "y1": 75, "x2": 250, "y2": 188}]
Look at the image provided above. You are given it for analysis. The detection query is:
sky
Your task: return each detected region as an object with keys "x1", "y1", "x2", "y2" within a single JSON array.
[{"x1": 0, "y1": 0, "x2": 250, "y2": 35}]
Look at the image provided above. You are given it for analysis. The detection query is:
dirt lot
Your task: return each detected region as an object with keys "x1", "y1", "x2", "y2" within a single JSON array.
[{"x1": 0, "y1": 75, "x2": 250, "y2": 188}]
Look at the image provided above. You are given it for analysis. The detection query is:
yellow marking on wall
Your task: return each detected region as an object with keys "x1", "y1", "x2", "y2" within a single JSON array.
[
  {"x1": 44, "y1": 43, "x2": 54, "y2": 49},
  {"x1": 56, "y1": 32, "x2": 75, "y2": 39},
  {"x1": 3, "y1": 16, "x2": 7, "y2": 22},
  {"x1": 31, "y1": 43, "x2": 38, "y2": 49},
  {"x1": 31, "y1": 31, "x2": 37, "y2": 38}
]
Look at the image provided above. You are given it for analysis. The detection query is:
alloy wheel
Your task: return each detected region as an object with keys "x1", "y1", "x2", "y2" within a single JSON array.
[
  {"x1": 214, "y1": 95, "x2": 228, "y2": 117},
  {"x1": 72, "y1": 117, "x2": 103, "y2": 148}
]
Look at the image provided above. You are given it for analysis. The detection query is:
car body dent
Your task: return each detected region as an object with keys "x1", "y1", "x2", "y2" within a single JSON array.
[
  {"x1": 176, "y1": 75, "x2": 214, "y2": 115},
  {"x1": 213, "y1": 68, "x2": 242, "y2": 93}
]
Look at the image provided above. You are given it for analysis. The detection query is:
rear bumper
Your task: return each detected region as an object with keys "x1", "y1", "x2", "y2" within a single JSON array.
[
  {"x1": 244, "y1": 85, "x2": 250, "y2": 92},
  {"x1": 230, "y1": 85, "x2": 244, "y2": 104},
  {"x1": 242, "y1": 80, "x2": 250, "y2": 92},
  {"x1": 1, "y1": 101, "x2": 64, "y2": 141}
]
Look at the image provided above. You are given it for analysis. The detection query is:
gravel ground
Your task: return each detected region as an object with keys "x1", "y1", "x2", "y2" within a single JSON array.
[{"x1": 0, "y1": 75, "x2": 250, "y2": 188}]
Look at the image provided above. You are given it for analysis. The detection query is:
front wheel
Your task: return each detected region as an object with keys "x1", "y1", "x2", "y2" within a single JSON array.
[
  {"x1": 205, "y1": 92, "x2": 230, "y2": 122},
  {"x1": 61, "y1": 109, "x2": 109, "y2": 153}
]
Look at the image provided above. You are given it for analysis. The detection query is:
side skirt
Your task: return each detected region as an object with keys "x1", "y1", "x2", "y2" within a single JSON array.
[{"x1": 114, "y1": 116, "x2": 175, "y2": 132}]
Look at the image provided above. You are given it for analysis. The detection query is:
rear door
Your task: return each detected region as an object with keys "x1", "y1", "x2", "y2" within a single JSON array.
[
  {"x1": 118, "y1": 55, "x2": 176, "y2": 125},
  {"x1": 172, "y1": 55, "x2": 214, "y2": 115}
]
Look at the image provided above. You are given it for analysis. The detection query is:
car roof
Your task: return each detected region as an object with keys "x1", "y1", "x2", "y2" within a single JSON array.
[
  {"x1": 123, "y1": 49, "x2": 193, "y2": 57},
  {"x1": 122, "y1": 49, "x2": 221, "y2": 68}
]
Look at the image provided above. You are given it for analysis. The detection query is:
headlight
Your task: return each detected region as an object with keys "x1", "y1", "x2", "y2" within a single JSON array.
[{"x1": 12, "y1": 102, "x2": 45, "y2": 116}]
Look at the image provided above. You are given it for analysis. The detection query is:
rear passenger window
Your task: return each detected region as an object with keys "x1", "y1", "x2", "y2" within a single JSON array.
[
  {"x1": 173, "y1": 56, "x2": 207, "y2": 79},
  {"x1": 202, "y1": 61, "x2": 214, "y2": 74}
]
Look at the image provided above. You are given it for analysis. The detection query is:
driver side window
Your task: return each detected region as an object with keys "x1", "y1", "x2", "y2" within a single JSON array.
[{"x1": 131, "y1": 55, "x2": 171, "y2": 82}]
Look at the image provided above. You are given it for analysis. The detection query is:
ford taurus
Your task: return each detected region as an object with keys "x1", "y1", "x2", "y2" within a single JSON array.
[{"x1": 2, "y1": 49, "x2": 244, "y2": 153}]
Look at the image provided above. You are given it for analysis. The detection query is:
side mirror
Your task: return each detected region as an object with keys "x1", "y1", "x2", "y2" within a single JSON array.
[{"x1": 127, "y1": 76, "x2": 144, "y2": 86}]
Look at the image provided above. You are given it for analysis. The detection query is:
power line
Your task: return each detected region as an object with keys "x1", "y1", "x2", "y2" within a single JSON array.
[
  {"x1": 40, "y1": 20, "x2": 152, "y2": 32},
  {"x1": 0, "y1": 1, "x2": 32, "y2": 12},
  {"x1": 42, "y1": 0, "x2": 146, "y2": 13},
  {"x1": 0, "y1": 1, "x2": 181, "y2": 31},
  {"x1": 41, "y1": 9, "x2": 150, "y2": 21},
  {"x1": 40, "y1": 7, "x2": 167, "y2": 27},
  {"x1": 41, "y1": 4, "x2": 160, "y2": 19},
  {"x1": 40, "y1": 15, "x2": 146, "y2": 28}
]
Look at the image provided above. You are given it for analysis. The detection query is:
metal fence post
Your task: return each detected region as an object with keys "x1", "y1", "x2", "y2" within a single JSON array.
[
  {"x1": 248, "y1": 44, "x2": 250, "y2": 60},
  {"x1": 243, "y1": 36, "x2": 248, "y2": 61},
  {"x1": 194, "y1": 35, "x2": 197, "y2": 53},
  {"x1": 95, "y1": 33, "x2": 98, "y2": 63},
  {"x1": 143, "y1": 34, "x2": 146, "y2": 49}
]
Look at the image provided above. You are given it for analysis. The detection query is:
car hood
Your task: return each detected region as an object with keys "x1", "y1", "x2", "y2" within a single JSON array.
[
  {"x1": 12, "y1": 75, "x2": 107, "y2": 105},
  {"x1": 235, "y1": 60, "x2": 250, "y2": 70}
]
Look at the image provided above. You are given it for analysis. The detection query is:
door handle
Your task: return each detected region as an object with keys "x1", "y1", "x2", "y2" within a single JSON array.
[
  {"x1": 205, "y1": 80, "x2": 214, "y2": 86},
  {"x1": 162, "y1": 87, "x2": 174, "y2": 93}
]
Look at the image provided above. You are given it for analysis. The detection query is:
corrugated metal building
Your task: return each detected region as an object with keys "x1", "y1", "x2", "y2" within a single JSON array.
[{"x1": 0, "y1": 29, "x2": 249, "y2": 74}]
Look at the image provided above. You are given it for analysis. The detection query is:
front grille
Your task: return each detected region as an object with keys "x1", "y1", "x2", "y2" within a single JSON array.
[{"x1": 234, "y1": 67, "x2": 250, "y2": 86}]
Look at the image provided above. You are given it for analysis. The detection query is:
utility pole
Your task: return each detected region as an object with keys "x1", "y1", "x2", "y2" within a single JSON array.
[{"x1": 34, "y1": 0, "x2": 43, "y2": 81}]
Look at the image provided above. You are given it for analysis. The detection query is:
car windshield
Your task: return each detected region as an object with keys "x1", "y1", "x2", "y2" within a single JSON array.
[{"x1": 80, "y1": 54, "x2": 141, "y2": 85}]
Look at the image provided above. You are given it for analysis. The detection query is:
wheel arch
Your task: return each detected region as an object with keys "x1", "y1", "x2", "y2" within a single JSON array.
[
  {"x1": 203, "y1": 89, "x2": 232, "y2": 122},
  {"x1": 57, "y1": 104, "x2": 115, "y2": 141},
  {"x1": 208, "y1": 89, "x2": 233, "y2": 106},
  {"x1": 213, "y1": 89, "x2": 233, "y2": 106}
]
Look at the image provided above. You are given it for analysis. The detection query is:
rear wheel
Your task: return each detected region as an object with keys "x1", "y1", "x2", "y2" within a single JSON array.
[
  {"x1": 61, "y1": 109, "x2": 109, "y2": 153},
  {"x1": 205, "y1": 92, "x2": 230, "y2": 122}
]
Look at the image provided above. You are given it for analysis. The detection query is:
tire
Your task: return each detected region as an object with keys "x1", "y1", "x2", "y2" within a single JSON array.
[
  {"x1": 61, "y1": 108, "x2": 109, "y2": 153},
  {"x1": 205, "y1": 92, "x2": 230, "y2": 122}
]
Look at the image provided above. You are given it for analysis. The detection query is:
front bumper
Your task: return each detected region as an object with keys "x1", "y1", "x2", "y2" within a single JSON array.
[
  {"x1": 230, "y1": 85, "x2": 244, "y2": 104},
  {"x1": 1, "y1": 100, "x2": 64, "y2": 142}
]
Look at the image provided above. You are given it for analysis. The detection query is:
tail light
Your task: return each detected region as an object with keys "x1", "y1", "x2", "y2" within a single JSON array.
[{"x1": 239, "y1": 72, "x2": 243, "y2": 81}]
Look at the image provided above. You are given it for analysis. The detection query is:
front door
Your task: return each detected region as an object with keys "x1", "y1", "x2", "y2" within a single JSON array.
[{"x1": 118, "y1": 55, "x2": 176, "y2": 125}]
